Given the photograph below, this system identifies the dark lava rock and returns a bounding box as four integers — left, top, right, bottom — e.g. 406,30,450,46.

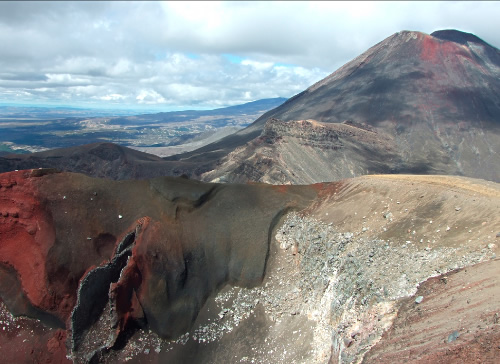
431,29,487,45
0,169,317,361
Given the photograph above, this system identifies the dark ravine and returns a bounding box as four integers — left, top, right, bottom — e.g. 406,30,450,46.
71,229,137,352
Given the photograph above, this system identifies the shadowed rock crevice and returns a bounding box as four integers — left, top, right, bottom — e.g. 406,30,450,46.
71,231,138,351
115,232,135,255
193,185,219,208
0,263,65,329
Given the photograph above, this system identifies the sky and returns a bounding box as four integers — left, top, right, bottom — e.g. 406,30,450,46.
1,1,499,112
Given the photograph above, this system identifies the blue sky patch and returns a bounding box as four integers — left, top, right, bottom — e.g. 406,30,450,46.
222,54,244,64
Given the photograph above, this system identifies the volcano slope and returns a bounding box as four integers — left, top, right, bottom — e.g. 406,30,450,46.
0,142,198,180
201,29,500,184
1,169,499,363
2,30,499,185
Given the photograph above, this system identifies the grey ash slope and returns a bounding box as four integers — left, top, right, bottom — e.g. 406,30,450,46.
251,29,500,127
201,29,500,184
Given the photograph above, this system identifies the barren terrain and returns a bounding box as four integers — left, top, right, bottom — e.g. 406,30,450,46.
1,171,498,363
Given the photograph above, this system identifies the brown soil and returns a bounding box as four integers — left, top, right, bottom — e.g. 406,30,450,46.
310,174,500,251
363,258,500,363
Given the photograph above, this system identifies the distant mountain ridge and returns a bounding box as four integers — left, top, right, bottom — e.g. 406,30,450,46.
0,98,287,121
107,98,287,125
0,143,184,180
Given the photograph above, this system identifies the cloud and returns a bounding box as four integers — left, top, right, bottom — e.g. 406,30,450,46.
96,94,126,101
241,60,274,70
136,90,167,104
0,1,499,110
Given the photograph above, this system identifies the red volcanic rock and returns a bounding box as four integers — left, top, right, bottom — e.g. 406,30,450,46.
420,33,471,63
0,171,500,363
0,169,316,362
109,255,144,332
363,258,500,363
43,330,72,364
0,303,71,364
3,169,497,363
0,169,66,324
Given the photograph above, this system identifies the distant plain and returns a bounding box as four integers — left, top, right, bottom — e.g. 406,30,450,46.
0,98,285,156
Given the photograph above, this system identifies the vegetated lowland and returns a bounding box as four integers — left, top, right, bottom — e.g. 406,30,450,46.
0,98,286,156
0,30,499,364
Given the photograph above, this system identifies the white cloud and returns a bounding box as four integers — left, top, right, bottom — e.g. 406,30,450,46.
108,59,132,77
0,1,499,110
241,60,274,70
97,94,126,101
136,90,167,104
45,73,90,85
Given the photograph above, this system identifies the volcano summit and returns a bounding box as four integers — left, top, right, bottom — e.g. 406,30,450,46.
200,29,500,184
